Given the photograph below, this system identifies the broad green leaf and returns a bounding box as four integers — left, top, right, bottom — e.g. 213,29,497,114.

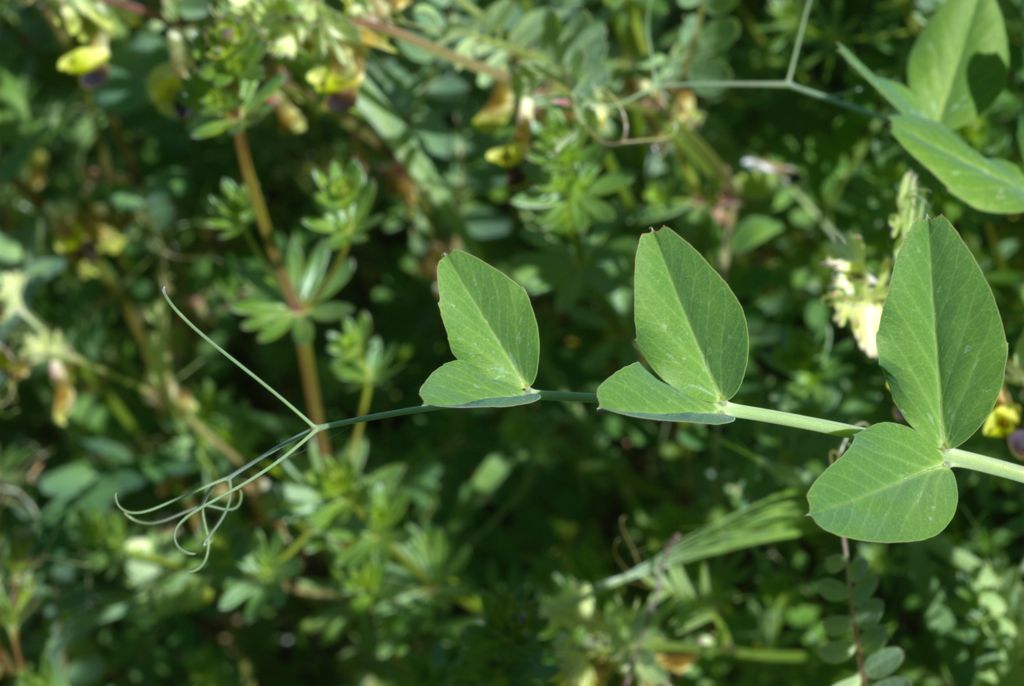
731,214,785,256
877,217,1006,448
864,646,905,681
808,423,957,543
419,251,540,407
907,0,1008,129
420,361,540,408
891,115,1024,214
633,227,748,402
596,363,734,424
838,44,919,116
438,251,538,387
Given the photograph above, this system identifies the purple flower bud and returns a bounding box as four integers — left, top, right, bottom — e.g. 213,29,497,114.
1007,429,1024,461
891,406,906,424
79,66,109,90
326,91,357,114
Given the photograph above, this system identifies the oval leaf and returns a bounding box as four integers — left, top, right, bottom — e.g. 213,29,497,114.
891,115,1024,213
877,217,1006,448
808,423,958,543
907,0,1008,129
420,251,540,407
634,227,748,402
864,646,905,681
597,363,734,424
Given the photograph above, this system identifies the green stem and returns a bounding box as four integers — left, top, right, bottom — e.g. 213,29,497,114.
723,402,1024,484
945,448,1024,485
6,628,24,672
652,80,881,120
785,82,882,119
644,639,808,665
425,394,1024,486
278,527,317,564
784,0,815,82
232,130,332,454
536,390,598,403
321,405,447,431
722,402,860,437
349,17,510,83
344,380,375,465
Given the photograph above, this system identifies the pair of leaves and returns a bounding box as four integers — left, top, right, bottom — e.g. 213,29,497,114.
841,0,1022,213
420,220,1007,545
595,228,746,423
808,218,1006,542
419,252,540,408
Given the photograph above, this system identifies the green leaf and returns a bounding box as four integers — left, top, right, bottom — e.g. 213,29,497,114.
596,363,734,424
731,214,785,256
808,423,957,543
873,677,911,686
838,44,919,116
420,251,540,407
891,115,1024,214
420,361,541,408
907,0,1008,129
190,118,233,140
633,227,748,402
877,217,1006,448
864,646,905,680
38,461,99,500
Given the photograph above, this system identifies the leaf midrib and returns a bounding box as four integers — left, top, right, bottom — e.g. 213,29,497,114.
649,236,723,399
448,259,531,388
894,117,1024,189
922,234,950,447
813,463,948,516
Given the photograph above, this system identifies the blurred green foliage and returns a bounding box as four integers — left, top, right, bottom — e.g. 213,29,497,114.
3,0,1024,684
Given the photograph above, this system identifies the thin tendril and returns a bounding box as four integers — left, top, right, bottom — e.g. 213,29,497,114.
161,287,318,429
786,0,815,83
115,425,318,570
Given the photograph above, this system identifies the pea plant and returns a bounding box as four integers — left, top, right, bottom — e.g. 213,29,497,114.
120,215,1022,564
8,0,1024,681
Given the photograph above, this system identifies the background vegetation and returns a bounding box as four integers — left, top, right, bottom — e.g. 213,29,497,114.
3,0,1024,684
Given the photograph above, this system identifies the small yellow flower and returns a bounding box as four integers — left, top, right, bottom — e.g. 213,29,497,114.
145,63,183,118
56,44,111,76
655,652,698,676
48,359,76,428
270,33,299,59
484,142,526,169
358,27,397,53
471,82,515,131
305,65,364,95
275,98,308,135
982,403,1021,438
95,223,126,257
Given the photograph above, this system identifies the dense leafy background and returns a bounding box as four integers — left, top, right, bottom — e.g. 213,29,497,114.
4,1,1024,684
